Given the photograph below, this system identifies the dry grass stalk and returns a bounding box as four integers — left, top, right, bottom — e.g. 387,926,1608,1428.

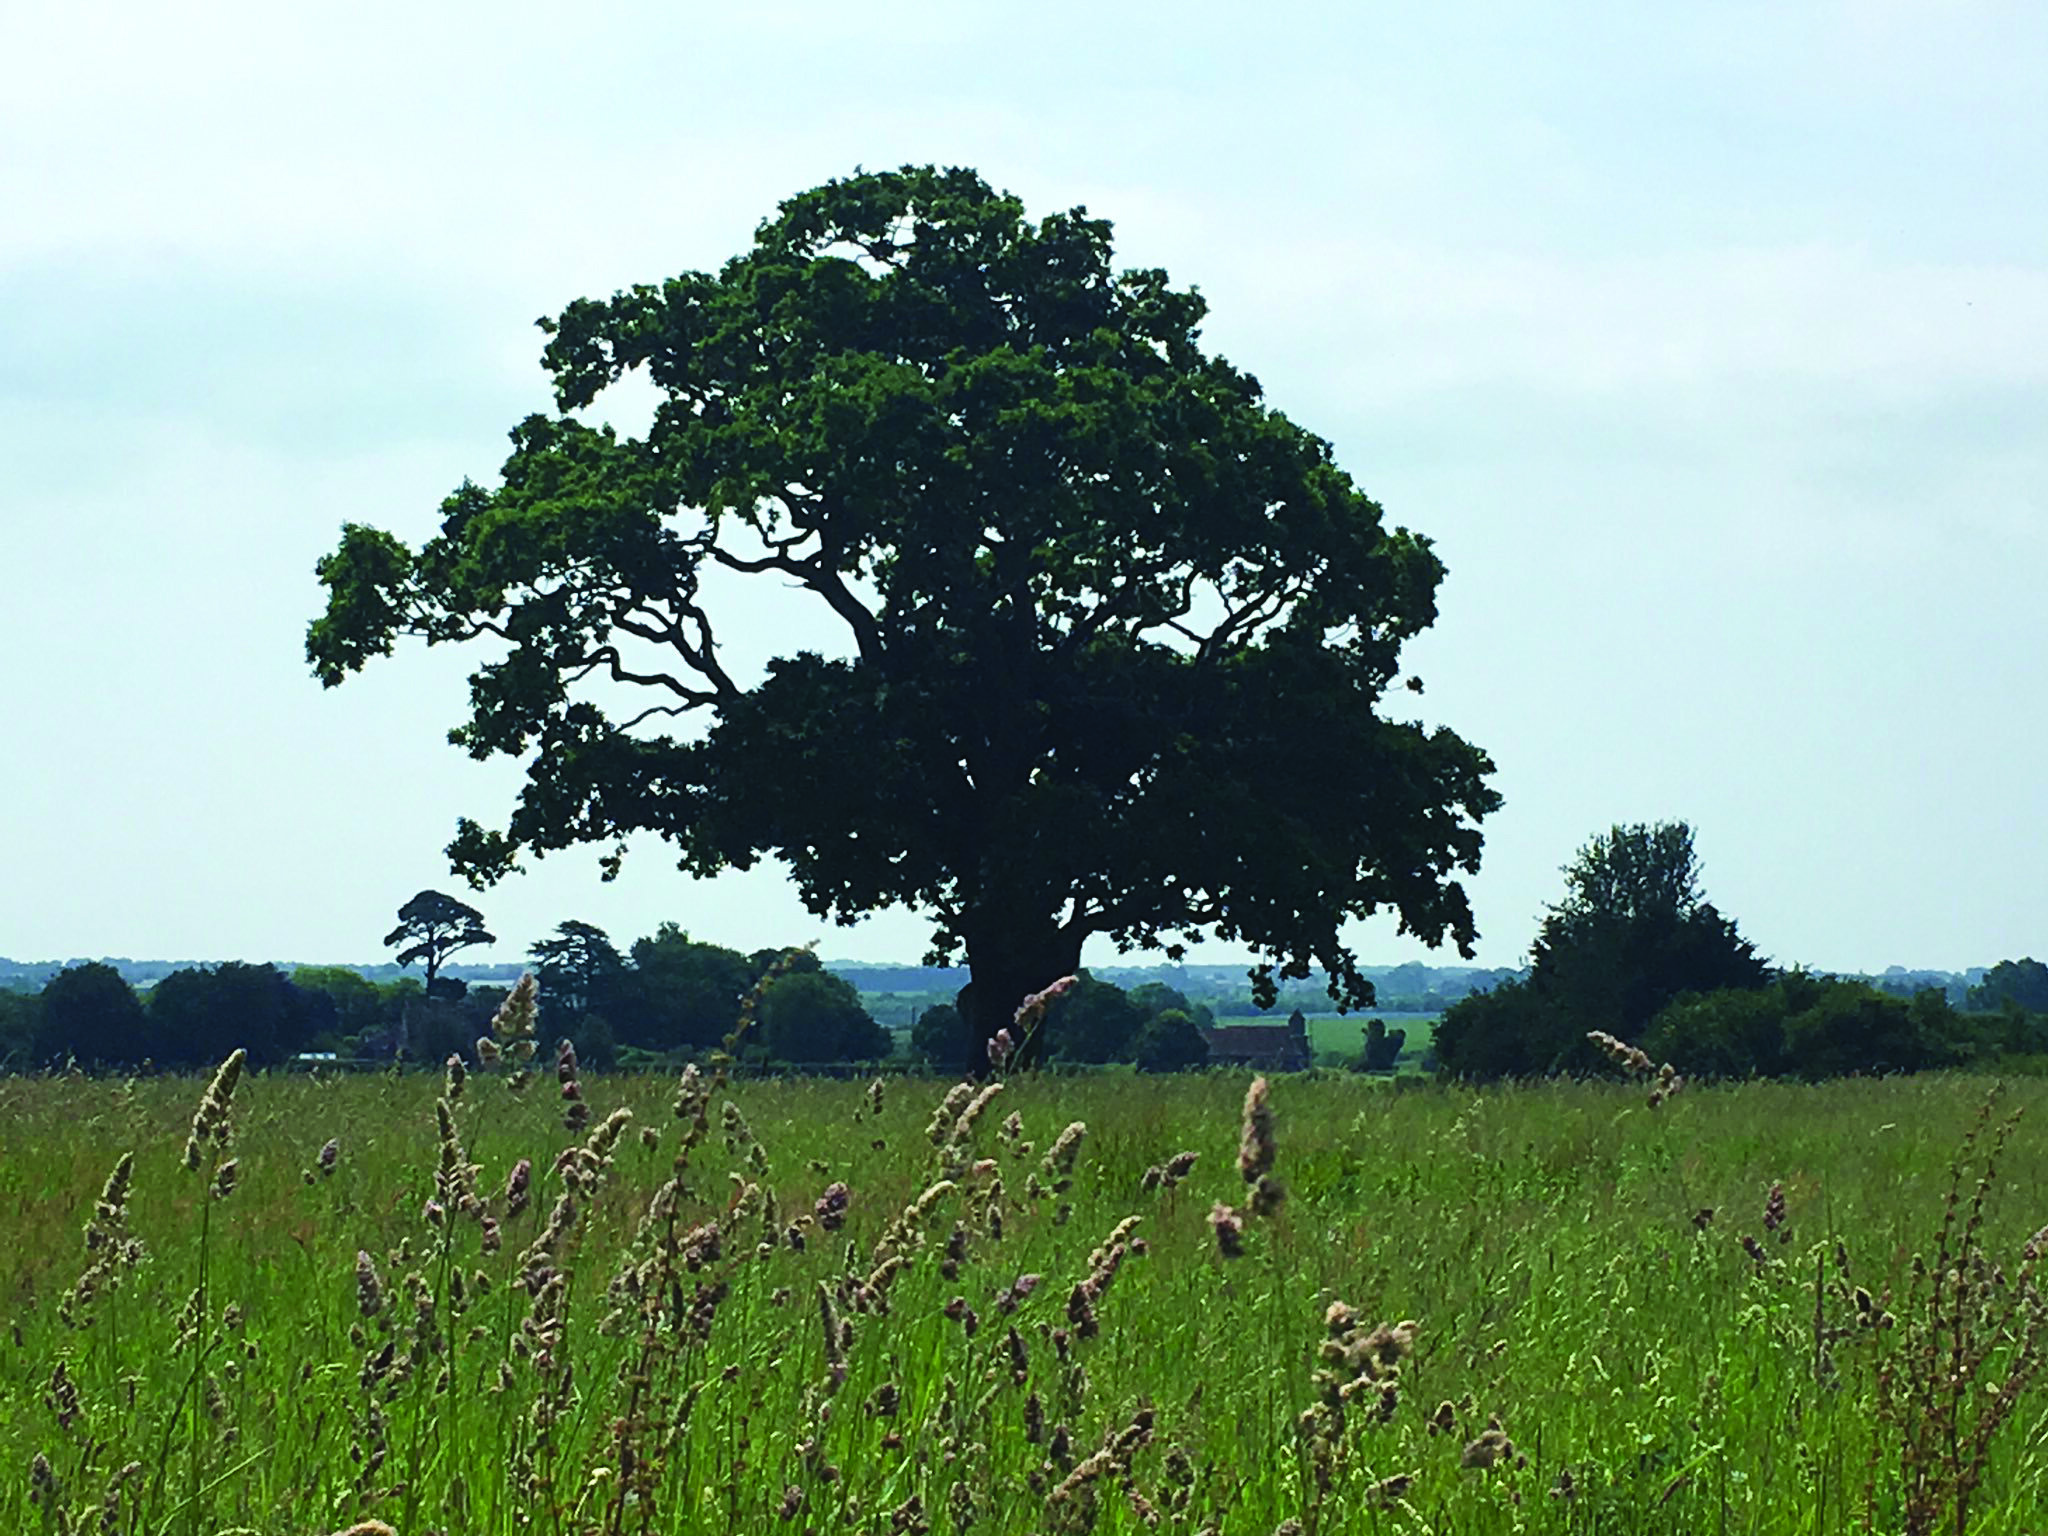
1461,1424,1514,1470
1586,1030,1685,1107
183,1048,246,1171
61,1150,144,1328
484,973,540,1090
1865,1087,2048,1535
556,1040,589,1132
1039,1122,1088,1196
1010,975,1078,1067
927,1083,976,1147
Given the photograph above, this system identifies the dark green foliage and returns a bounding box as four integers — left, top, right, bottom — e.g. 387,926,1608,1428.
759,970,890,1064
1039,972,1146,1064
36,962,147,1067
1435,821,1767,1079
1646,973,1977,1081
0,988,38,1068
1529,822,1768,1041
1969,957,2048,1014
307,165,1498,1067
1782,983,1972,1080
1125,980,1216,1041
1430,977,1565,1079
402,983,512,1066
570,1011,620,1071
1133,1007,1210,1073
292,965,386,1043
1355,1017,1407,1072
1641,986,1789,1079
1126,981,1193,1019
146,963,325,1069
910,1002,970,1068
383,890,494,989
755,947,824,979
1040,971,1222,1068
529,920,626,1025
404,994,472,1065
45,965,150,1066
623,923,756,1051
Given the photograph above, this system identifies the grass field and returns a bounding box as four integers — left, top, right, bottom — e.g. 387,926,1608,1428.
1298,1013,1439,1065
2,1063,2044,1535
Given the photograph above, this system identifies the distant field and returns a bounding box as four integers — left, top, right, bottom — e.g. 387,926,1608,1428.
1301,1010,1440,1062
3,1067,2043,1533
863,999,1444,1068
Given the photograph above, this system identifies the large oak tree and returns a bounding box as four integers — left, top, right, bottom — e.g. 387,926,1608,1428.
309,166,1499,1067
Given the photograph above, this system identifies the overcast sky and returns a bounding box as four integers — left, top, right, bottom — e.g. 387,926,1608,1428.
3,1,2043,977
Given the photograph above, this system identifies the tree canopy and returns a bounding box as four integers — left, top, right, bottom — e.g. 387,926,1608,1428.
1133,1007,1210,1073
38,962,147,1068
148,962,326,1069
625,923,756,1050
1529,821,1767,1036
910,1001,970,1069
1435,820,1769,1078
529,920,626,1020
1645,972,1976,1081
1969,958,2048,1015
758,970,890,1064
383,890,495,990
309,165,1499,1066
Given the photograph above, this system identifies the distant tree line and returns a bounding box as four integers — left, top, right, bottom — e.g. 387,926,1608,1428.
1434,822,2048,1083
907,974,1217,1073
0,893,895,1074
0,960,353,1072
9,856,2039,1083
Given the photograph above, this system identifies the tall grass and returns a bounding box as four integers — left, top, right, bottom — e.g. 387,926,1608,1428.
2,1065,2043,1533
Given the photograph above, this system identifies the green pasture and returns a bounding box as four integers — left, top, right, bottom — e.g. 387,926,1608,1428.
1300,1012,1440,1064
1,1068,2043,1534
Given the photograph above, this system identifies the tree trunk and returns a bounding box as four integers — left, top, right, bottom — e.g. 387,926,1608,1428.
955,920,1083,1077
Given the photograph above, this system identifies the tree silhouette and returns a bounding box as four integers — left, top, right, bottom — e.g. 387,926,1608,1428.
310,166,1499,1068
383,890,495,991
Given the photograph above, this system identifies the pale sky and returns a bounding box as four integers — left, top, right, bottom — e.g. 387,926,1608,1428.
3,1,2043,976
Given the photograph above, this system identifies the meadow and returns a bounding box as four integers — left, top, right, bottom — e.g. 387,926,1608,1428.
2,1054,2044,1535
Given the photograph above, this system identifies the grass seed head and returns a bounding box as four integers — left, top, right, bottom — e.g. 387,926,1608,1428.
1366,1473,1416,1506
1013,975,1078,1044
557,1040,588,1131
355,1250,385,1318
183,1048,246,1170
815,1181,851,1231
1041,1122,1088,1191
503,1157,534,1219
1238,1076,1276,1185
1462,1426,1515,1469
928,1082,976,1145
1209,1203,1246,1259
1249,1173,1286,1217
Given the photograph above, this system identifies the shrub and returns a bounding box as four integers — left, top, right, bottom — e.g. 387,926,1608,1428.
760,971,890,1063
1647,973,1977,1081
1133,1008,1210,1073
1354,1017,1406,1073
911,1003,971,1069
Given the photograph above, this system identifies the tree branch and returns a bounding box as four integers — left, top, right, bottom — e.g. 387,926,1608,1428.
563,645,721,706
706,543,883,665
